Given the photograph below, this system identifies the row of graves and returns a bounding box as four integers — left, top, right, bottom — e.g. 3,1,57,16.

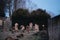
3,22,40,40
0,17,48,40
11,22,39,33
4,22,48,40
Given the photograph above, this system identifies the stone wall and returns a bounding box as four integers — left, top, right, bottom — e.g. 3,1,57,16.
48,15,60,40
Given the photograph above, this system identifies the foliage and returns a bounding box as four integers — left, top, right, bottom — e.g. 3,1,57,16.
0,0,5,17
12,8,29,17
12,8,29,27
12,8,51,30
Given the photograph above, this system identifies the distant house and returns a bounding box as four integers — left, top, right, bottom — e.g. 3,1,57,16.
48,15,60,40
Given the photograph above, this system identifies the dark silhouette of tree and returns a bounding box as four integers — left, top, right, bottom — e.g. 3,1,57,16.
12,8,29,28
0,0,5,17
5,0,12,17
12,8,50,30
8,0,12,17
31,9,51,30
14,0,17,11
31,9,50,40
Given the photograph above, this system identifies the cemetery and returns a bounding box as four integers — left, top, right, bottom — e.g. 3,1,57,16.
0,1,60,40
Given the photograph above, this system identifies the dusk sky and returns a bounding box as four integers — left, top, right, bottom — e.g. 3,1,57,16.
31,0,60,16
6,0,60,17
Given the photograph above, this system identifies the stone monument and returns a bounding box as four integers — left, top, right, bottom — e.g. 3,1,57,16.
14,23,19,32
29,22,33,30
20,25,25,32
34,24,39,32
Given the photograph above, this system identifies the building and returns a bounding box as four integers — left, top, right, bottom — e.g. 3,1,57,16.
48,15,60,40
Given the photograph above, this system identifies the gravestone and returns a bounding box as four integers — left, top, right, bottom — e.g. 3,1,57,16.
0,20,3,26
14,23,19,31
20,25,25,30
0,19,3,32
29,22,33,30
34,24,39,32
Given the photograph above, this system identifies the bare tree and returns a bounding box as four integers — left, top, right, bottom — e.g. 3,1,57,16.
5,0,13,18
14,0,17,11
8,0,12,17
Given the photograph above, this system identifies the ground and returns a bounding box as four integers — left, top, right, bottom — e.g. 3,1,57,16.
0,30,48,40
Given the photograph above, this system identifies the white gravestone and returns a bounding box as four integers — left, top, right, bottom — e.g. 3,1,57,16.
34,24,39,32
20,25,25,31
14,23,19,31
26,25,30,33
29,22,33,30
0,20,3,31
0,20,3,26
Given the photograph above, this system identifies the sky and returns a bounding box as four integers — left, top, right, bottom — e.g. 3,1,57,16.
30,0,60,16
6,0,60,17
